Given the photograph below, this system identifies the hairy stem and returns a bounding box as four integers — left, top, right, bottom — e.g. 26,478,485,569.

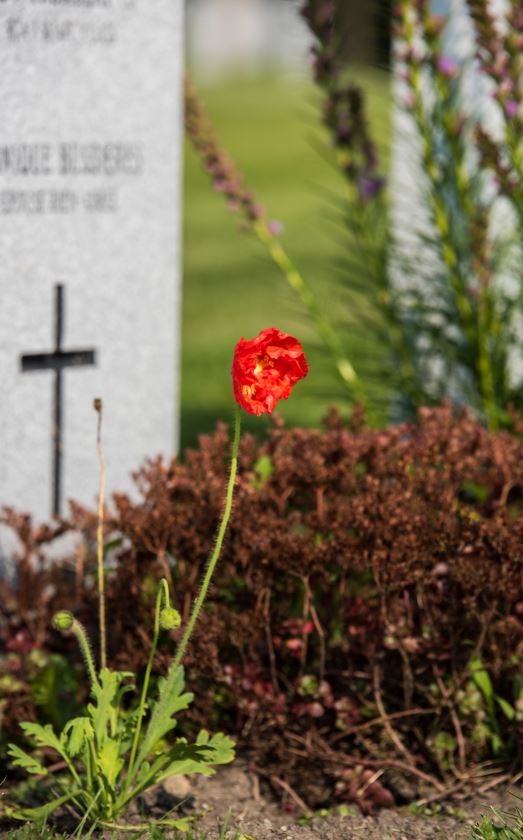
172,404,241,672
72,618,100,694
126,578,170,787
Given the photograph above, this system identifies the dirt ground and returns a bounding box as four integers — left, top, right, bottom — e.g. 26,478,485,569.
141,761,523,840
2,760,521,838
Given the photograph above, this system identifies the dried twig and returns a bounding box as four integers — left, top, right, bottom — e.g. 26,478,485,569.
260,588,279,692
357,768,384,799
157,548,174,592
270,775,314,817
291,732,446,792
300,575,311,674
331,706,436,744
433,668,467,776
310,604,326,684
412,780,467,808
373,663,417,767
94,398,107,671
74,540,86,607
478,773,513,794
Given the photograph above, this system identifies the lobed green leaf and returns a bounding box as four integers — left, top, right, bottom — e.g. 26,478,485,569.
63,716,94,757
19,722,65,758
97,737,124,788
134,664,193,769
196,730,236,765
7,743,48,776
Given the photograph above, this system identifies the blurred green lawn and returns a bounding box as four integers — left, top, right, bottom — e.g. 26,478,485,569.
181,70,390,450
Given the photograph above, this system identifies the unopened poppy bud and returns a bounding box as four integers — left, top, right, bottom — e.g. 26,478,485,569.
53,611,74,632
160,607,181,631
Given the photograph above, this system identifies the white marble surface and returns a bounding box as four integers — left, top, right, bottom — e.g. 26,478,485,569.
0,0,183,521
187,0,311,77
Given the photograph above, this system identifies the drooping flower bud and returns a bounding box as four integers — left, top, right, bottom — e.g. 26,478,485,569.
53,611,74,632
160,607,181,631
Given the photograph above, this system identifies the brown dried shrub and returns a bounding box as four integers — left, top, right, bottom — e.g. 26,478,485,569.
1,404,522,811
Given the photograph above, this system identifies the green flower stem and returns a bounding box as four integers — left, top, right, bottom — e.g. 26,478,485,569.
253,220,364,402
126,578,170,788
172,404,241,673
84,742,93,793
71,618,100,695
98,819,166,833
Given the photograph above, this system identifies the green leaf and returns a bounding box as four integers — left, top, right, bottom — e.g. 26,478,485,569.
20,721,65,758
7,743,48,776
104,536,123,556
88,668,120,745
155,816,192,831
29,653,79,731
135,664,193,769
97,737,124,788
138,816,193,834
434,731,456,754
8,789,83,824
491,733,503,755
153,733,235,787
251,454,273,489
460,481,489,503
132,741,217,795
470,658,495,706
495,696,516,720
196,730,235,765
63,716,94,757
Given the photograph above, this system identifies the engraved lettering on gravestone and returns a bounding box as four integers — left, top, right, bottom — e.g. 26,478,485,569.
0,141,144,215
20,284,96,518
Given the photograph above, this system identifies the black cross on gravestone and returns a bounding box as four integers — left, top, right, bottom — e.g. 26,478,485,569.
20,284,96,518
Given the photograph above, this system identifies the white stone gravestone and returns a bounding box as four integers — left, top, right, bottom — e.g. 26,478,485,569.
0,0,184,522
187,0,311,78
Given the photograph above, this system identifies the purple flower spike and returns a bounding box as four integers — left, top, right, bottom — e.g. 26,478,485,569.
505,100,519,119
437,56,459,78
248,204,265,221
357,174,385,203
267,220,284,236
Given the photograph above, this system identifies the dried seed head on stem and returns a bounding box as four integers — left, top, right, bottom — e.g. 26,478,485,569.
94,397,107,671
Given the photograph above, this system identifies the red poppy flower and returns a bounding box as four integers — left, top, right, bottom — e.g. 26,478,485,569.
232,327,308,415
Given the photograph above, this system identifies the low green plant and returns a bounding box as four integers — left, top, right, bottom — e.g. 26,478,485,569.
6,332,308,834
6,399,241,832
5,819,253,840
471,796,523,840
7,587,234,833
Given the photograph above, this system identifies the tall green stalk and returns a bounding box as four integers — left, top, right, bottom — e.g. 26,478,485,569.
184,76,362,406
253,222,363,400
126,579,171,786
172,404,242,672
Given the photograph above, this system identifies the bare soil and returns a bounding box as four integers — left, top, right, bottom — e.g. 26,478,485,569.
142,762,522,840
2,762,521,838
